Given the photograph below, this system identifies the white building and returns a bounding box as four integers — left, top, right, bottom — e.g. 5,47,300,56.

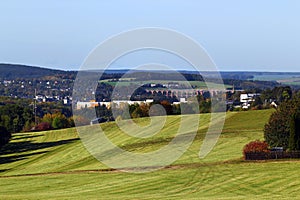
240,93,260,103
240,93,260,109
76,99,155,110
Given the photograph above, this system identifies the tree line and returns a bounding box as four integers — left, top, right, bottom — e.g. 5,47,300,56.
0,97,74,148
264,91,300,150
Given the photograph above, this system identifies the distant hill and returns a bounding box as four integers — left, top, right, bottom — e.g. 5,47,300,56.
0,63,73,79
0,63,299,88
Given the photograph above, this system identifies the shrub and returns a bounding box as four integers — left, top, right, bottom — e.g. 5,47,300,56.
72,115,90,126
35,122,52,131
243,140,269,159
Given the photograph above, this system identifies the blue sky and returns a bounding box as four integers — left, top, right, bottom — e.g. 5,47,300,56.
0,0,300,72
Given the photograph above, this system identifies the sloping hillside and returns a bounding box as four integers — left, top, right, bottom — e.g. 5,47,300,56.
2,110,300,199
0,63,72,79
0,110,272,175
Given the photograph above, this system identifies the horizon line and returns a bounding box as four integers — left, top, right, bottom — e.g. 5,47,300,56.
0,62,300,73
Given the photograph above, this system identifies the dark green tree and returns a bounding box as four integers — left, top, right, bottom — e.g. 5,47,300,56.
0,126,11,148
288,112,300,150
51,113,69,129
264,92,300,149
251,96,263,108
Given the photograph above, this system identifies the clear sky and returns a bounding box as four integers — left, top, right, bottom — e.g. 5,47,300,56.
0,0,300,72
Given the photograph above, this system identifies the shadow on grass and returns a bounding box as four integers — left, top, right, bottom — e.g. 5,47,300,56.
12,134,44,141
0,151,48,164
0,136,79,165
1,138,79,155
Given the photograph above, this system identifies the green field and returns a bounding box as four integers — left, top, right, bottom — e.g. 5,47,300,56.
100,79,230,89
1,109,300,199
252,75,300,86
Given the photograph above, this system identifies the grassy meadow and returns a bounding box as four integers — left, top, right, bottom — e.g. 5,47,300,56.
1,109,300,199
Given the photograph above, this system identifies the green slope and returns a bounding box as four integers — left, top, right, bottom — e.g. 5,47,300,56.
2,109,299,199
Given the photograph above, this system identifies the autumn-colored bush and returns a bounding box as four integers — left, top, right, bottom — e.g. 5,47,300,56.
35,122,52,131
72,115,90,126
243,140,269,158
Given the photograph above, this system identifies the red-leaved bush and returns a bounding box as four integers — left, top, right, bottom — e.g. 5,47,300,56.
34,122,52,131
243,140,269,158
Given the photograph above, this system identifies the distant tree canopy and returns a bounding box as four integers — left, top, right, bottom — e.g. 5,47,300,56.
0,104,33,133
41,113,71,130
0,97,74,132
264,92,300,149
260,86,292,103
